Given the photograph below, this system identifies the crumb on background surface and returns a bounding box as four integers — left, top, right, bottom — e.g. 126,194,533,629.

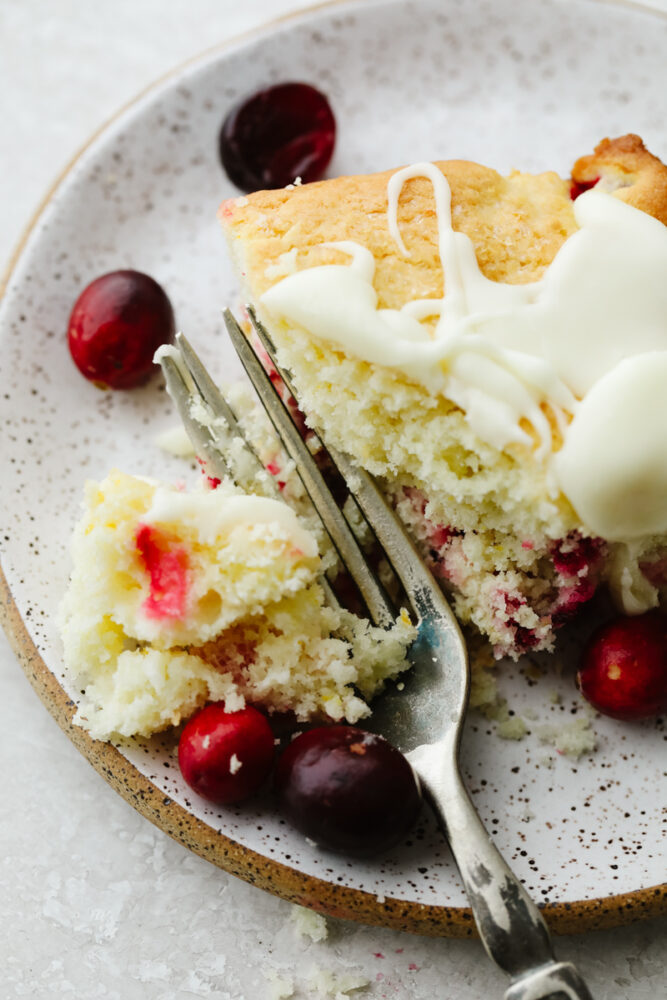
264,968,296,1000
537,715,597,758
290,904,329,943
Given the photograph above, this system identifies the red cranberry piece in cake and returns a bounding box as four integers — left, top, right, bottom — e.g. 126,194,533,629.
577,612,667,720
275,725,422,856
219,82,336,192
178,704,275,805
569,176,599,200
135,524,189,620
67,270,175,388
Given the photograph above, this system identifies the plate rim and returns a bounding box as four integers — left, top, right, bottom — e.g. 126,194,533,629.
1,0,665,938
3,564,666,936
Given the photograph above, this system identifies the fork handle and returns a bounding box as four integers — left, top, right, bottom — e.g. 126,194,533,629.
409,741,594,999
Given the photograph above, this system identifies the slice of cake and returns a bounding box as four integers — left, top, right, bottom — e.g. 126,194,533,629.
219,135,667,658
59,470,414,739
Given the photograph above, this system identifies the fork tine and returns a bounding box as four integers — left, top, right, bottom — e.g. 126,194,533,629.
174,331,273,490
175,332,244,441
159,338,344,611
159,350,233,483
246,305,389,565
246,305,301,407
244,308,462,634
327,447,461,631
223,308,396,629
230,328,594,1000
158,340,279,498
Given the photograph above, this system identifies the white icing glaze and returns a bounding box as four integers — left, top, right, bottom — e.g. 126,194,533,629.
606,542,660,615
553,353,667,540
145,487,318,557
261,163,667,540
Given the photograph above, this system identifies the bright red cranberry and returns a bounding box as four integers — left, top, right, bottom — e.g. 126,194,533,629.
219,82,336,192
178,704,275,805
67,270,175,388
577,612,667,720
275,725,422,857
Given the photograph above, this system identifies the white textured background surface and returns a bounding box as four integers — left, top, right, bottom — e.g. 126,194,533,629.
1,2,666,998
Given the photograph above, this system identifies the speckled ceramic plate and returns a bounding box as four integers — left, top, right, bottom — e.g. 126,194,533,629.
1,0,665,938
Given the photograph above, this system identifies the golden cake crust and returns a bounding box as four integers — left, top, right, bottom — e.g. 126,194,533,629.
217,137,667,657
571,134,667,225
219,135,667,312
220,161,576,309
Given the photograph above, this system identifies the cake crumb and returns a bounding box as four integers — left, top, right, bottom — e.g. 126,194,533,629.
264,969,295,999
60,470,415,741
290,904,329,942
154,425,194,457
537,715,597,758
468,666,498,711
306,965,371,998
496,713,528,741
265,248,299,280
478,692,527,740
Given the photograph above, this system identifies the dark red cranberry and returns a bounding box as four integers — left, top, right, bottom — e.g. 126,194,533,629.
67,270,175,388
577,612,667,720
275,725,422,856
552,534,604,578
178,704,275,805
551,578,596,627
219,82,336,192
570,176,599,200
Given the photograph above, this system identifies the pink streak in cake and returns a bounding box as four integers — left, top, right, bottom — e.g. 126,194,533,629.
219,199,236,220
399,487,613,655
135,524,189,620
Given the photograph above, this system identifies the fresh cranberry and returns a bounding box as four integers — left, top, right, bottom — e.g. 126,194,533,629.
178,704,275,805
576,612,667,720
275,725,422,857
67,270,175,388
219,82,336,192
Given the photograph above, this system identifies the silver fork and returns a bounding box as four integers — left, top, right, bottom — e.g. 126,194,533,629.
157,316,594,1000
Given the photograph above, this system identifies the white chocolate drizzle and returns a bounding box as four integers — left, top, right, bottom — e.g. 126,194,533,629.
145,486,318,557
261,163,667,540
